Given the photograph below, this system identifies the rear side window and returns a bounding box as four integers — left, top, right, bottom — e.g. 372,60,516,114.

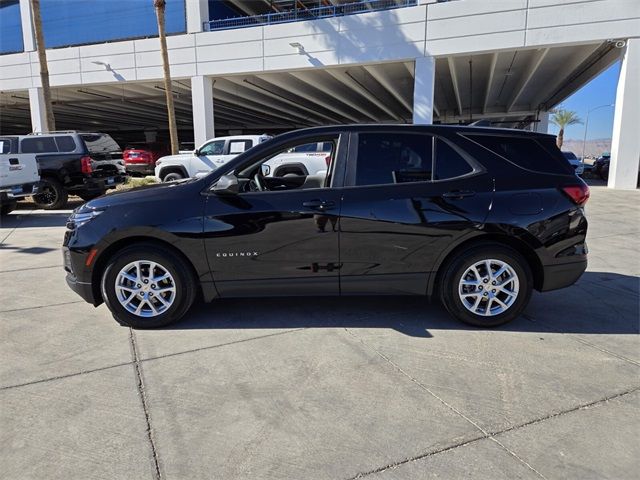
21,137,57,153
80,134,121,153
355,133,433,186
0,138,12,154
54,136,76,152
434,139,473,180
228,140,252,154
467,135,573,175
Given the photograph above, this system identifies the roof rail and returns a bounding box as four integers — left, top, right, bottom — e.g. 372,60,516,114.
29,130,79,135
468,120,492,127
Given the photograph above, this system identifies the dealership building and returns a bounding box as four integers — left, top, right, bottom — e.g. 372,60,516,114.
0,0,638,188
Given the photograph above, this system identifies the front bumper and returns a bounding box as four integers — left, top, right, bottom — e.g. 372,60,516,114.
540,259,587,292
65,272,97,305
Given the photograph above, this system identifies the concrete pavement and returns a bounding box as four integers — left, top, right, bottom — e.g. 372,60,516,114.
0,187,638,479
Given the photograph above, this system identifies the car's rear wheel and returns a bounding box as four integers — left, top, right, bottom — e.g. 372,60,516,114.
32,177,68,210
101,243,197,328
162,171,184,182
439,244,532,327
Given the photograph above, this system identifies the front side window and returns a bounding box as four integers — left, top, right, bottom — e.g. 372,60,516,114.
21,137,57,154
200,140,225,156
355,133,433,186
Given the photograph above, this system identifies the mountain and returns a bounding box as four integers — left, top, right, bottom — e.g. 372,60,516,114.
561,138,611,158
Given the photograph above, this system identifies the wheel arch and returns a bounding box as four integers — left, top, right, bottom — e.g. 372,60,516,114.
158,165,189,181
90,236,204,305
428,233,544,298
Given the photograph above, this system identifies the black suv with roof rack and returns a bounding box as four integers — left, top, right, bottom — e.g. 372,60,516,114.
63,125,589,329
0,131,127,209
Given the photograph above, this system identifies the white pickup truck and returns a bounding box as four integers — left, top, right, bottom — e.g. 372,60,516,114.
0,137,40,216
155,135,332,181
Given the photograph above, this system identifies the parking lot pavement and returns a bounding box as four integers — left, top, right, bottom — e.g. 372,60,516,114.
0,187,638,480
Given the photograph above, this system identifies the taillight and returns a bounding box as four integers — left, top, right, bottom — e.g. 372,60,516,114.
325,155,331,167
561,183,590,206
81,156,93,174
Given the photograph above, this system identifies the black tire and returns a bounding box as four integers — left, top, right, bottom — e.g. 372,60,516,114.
163,172,184,182
32,177,68,210
0,201,17,216
101,243,197,328
77,189,106,202
439,244,533,327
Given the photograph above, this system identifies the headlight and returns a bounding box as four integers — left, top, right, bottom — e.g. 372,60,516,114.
69,209,104,228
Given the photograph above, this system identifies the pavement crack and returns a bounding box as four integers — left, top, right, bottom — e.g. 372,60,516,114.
0,300,85,314
129,328,163,480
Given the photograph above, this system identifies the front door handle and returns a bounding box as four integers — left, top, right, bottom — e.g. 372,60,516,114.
303,199,336,211
442,190,476,199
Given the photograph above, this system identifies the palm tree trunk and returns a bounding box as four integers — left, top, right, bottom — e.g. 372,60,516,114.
154,0,179,155
30,0,55,132
557,128,564,149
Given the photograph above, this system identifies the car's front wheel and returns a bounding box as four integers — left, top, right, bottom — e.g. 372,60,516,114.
101,243,197,328
440,244,532,327
162,172,184,182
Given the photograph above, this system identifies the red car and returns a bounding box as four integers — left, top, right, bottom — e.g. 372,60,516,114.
123,142,169,176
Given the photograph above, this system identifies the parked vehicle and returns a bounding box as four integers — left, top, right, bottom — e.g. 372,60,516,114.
63,125,589,329
562,151,584,176
593,154,611,180
0,137,41,215
123,142,169,176
155,135,272,181
262,141,333,177
0,132,127,209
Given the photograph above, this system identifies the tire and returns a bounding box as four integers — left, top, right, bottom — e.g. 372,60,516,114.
101,243,196,328
0,201,17,216
439,244,533,327
77,189,106,202
32,177,68,210
162,172,184,182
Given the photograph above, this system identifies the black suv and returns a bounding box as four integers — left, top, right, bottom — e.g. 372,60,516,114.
0,132,127,209
63,125,589,328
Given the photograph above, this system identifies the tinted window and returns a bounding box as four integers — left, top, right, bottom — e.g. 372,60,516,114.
21,137,58,153
54,136,76,152
321,142,333,152
467,135,573,175
228,140,252,154
80,134,121,153
0,138,12,154
355,133,433,186
562,151,578,160
292,143,318,153
434,139,473,180
200,140,225,155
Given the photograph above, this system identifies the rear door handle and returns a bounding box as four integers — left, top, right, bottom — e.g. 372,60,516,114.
302,199,336,211
442,190,476,199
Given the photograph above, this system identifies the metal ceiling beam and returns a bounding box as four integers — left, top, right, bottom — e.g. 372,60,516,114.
362,64,413,114
506,48,549,112
483,52,498,115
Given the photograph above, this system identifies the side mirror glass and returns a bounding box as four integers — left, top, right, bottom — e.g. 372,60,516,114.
261,164,270,176
212,173,239,195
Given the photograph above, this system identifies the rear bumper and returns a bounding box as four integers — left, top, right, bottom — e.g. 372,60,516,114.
68,174,127,193
125,163,154,175
540,259,587,292
0,181,41,198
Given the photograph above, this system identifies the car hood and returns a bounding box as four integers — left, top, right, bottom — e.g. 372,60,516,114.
157,153,192,164
83,179,199,210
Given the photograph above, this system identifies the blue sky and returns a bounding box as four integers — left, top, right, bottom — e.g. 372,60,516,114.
548,61,620,141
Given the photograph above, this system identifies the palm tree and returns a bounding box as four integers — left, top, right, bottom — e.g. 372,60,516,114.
551,108,582,149
30,0,55,131
154,0,179,154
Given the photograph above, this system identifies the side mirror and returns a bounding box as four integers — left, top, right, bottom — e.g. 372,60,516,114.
261,164,271,176
193,148,199,156
212,173,239,195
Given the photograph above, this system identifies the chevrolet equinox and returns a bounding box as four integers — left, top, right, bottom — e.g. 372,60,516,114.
63,125,589,328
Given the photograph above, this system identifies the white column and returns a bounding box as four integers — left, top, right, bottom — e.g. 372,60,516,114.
413,56,435,124
536,112,549,133
28,87,47,133
609,38,640,190
19,0,35,51
186,0,209,33
191,76,215,148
